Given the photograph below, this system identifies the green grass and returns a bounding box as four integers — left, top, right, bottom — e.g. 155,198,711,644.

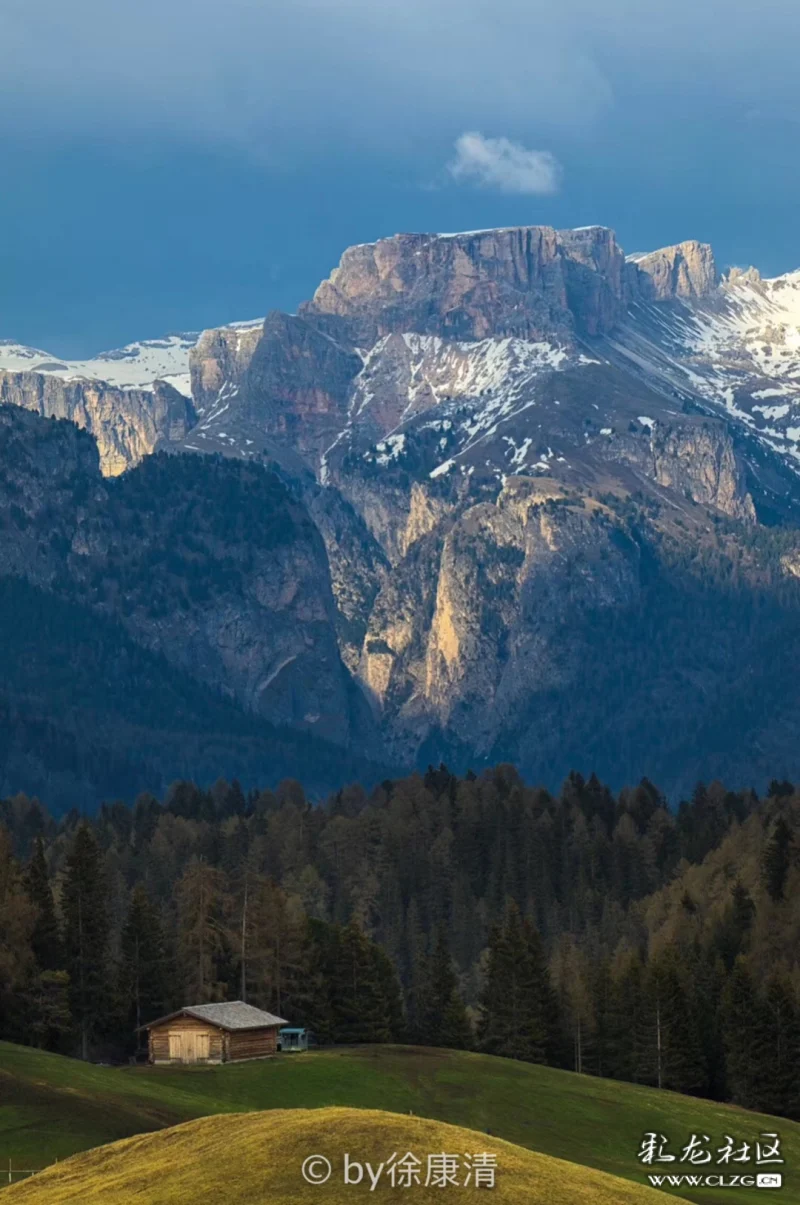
1,1041,799,1204
4,1107,675,1204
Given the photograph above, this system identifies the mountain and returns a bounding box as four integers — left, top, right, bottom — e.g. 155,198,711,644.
4,223,800,802
0,406,381,808
0,321,260,474
166,226,800,792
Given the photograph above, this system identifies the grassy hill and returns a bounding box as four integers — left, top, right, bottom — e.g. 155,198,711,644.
2,1041,799,1203
3,1107,675,1204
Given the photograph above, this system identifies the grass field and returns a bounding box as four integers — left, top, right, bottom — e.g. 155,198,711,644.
3,1107,677,1204
1,1041,798,1203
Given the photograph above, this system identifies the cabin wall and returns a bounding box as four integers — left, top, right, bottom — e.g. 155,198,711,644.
227,1027,279,1062
148,1015,223,1065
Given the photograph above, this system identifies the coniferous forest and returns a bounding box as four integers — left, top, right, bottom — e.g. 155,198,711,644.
1,766,799,1120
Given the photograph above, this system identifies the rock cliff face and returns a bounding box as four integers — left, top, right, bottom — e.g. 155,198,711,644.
0,370,194,475
357,480,641,760
190,324,263,416
602,416,756,521
631,240,718,301
302,227,573,344
301,225,633,347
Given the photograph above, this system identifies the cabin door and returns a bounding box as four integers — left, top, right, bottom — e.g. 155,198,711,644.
168,1031,210,1062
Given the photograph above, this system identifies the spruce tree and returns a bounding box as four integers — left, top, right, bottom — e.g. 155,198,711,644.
478,903,555,1063
762,817,793,902
331,920,392,1044
645,947,707,1095
62,825,110,1060
757,974,800,1118
119,884,169,1044
415,927,472,1049
713,880,755,970
721,958,764,1108
25,836,62,972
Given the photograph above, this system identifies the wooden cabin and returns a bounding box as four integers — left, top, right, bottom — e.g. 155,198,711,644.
141,1001,288,1065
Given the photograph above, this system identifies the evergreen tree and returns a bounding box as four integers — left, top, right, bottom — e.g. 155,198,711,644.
25,836,61,972
645,947,707,1095
721,958,764,1108
414,927,472,1049
119,884,169,1044
61,825,110,1060
330,920,392,1044
478,903,555,1063
372,943,406,1043
604,949,649,1083
0,826,37,1042
25,970,72,1051
758,974,800,1119
762,817,793,902
713,880,755,970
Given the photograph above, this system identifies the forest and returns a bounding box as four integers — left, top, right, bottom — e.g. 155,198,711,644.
0,764,798,1119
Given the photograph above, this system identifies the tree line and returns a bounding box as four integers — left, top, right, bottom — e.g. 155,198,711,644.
1,765,798,1119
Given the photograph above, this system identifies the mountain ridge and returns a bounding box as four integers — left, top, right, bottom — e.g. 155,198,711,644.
4,222,800,801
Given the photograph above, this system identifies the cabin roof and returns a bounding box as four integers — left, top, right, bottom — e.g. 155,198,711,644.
140,1001,288,1032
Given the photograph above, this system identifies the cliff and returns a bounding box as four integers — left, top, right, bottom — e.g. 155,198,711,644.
630,240,718,301
0,370,194,475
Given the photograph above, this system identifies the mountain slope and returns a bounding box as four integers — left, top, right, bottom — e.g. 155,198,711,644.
0,407,381,807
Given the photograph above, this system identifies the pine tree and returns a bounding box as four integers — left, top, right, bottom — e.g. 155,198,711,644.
0,826,37,1042
330,920,392,1044
25,836,62,972
758,974,800,1118
119,884,169,1044
713,880,755,970
721,958,764,1108
414,927,472,1049
762,817,793,902
645,947,707,1095
478,903,555,1063
25,970,72,1051
605,949,648,1083
372,943,406,1043
62,825,110,1060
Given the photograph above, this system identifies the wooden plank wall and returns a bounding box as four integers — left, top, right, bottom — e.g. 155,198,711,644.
227,1027,279,1061
148,1015,224,1064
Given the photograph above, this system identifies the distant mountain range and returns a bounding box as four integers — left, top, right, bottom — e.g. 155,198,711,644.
4,225,800,807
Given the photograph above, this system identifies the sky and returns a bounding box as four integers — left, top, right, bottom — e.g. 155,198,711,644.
2,0,800,356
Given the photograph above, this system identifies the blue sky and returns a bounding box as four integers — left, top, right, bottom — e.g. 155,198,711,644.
2,0,800,357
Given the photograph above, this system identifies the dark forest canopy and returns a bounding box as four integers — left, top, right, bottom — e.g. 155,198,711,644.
1,765,799,1120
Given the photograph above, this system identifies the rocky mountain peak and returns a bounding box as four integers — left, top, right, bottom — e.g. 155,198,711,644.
630,239,718,301
301,226,573,345
301,224,633,346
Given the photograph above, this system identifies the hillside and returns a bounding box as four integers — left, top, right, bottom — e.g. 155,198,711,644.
0,407,384,806
1,1042,798,1204
3,1107,676,1205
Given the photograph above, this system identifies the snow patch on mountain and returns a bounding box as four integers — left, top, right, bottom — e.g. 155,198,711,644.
0,319,263,397
608,269,800,472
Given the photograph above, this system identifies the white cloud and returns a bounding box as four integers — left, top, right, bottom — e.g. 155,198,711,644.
448,132,561,195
